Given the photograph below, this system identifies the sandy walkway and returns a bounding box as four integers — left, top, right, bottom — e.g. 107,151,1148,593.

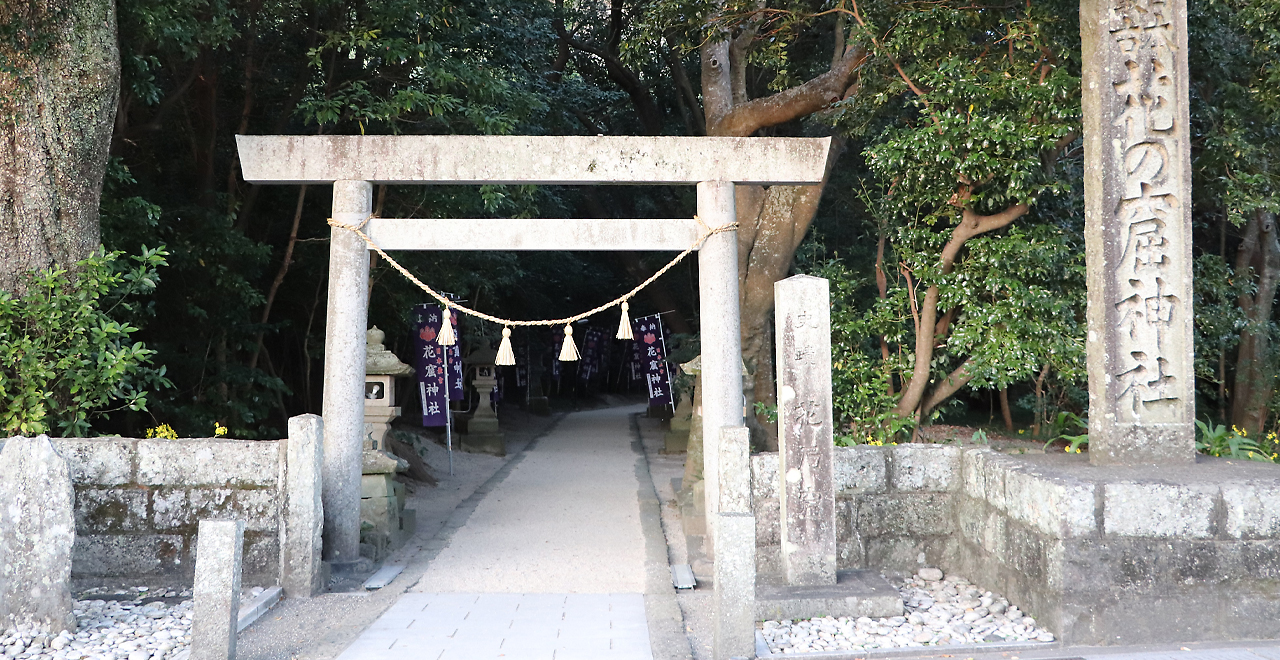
410,405,649,594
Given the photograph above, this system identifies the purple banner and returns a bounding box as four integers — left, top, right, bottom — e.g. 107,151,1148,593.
413,303,464,426
632,314,673,408
578,327,605,382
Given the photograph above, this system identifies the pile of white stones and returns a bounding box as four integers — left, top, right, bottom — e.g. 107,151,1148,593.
761,570,1057,655
1,588,193,660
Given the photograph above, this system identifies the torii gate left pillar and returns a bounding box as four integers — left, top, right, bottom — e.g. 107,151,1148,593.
237,134,830,659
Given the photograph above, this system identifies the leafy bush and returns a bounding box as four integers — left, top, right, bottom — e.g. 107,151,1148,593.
0,247,171,436
1195,418,1275,462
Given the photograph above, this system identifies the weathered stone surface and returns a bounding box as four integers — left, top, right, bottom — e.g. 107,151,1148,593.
282,415,324,598
718,427,752,515
139,440,279,487
833,446,886,493
321,182,372,567
51,440,134,485
1103,482,1215,538
1082,0,1196,465
153,489,277,532
856,494,954,538
192,520,243,660
1221,482,1280,539
237,135,833,186
712,512,756,660
775,275,836,586
71,535,185,577
751,453,781,550
241,533,279,581
361,450,407,475
74,488,148,533
0,436,76,632
889,445,961,492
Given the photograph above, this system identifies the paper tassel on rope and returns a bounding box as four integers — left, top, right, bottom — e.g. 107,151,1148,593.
559,325,580,362
496,327,516,366
616,301,633,340
437,308,456,346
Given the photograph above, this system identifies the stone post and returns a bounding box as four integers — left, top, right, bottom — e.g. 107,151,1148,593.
713,426,756,660
282,415,325,597
321,180,372,565
192,520,244,660
774,275,837,585
1081,0,1195,465
696,180,744,558
0,436,75,633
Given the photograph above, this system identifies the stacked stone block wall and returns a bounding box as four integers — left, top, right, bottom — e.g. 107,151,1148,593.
750,444,1280,644
53,438,284,586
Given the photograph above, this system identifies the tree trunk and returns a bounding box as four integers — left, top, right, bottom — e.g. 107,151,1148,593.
0,0,119,295
700,29,868,450
1232,210,1280,438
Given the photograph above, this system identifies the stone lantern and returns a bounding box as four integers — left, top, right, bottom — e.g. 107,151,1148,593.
462,347,506,456
360,326,415,560
363,326,414,450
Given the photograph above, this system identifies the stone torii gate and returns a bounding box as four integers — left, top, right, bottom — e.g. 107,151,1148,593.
236,134,829,654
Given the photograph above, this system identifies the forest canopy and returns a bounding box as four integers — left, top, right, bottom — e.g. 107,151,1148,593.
0,0,1276,455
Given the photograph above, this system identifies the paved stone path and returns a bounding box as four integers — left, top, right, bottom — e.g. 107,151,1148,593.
334,406,654,660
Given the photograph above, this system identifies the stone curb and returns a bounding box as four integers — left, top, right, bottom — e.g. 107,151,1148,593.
754,631,1059,659
236,587,282,632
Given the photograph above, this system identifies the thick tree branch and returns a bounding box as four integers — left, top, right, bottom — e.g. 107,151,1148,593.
894,202,1028,417
922,359,976,416
710,46,868,137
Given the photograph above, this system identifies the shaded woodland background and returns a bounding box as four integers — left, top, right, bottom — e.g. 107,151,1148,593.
1,0,1277,453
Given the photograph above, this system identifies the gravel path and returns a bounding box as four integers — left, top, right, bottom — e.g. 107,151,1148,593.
409,405,649,594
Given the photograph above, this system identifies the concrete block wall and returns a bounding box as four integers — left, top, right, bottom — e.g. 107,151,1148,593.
750,444,1280,644
54,438,285,586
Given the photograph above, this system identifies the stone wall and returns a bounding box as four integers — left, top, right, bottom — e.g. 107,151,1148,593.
751,445,1280,645
52,438,284,586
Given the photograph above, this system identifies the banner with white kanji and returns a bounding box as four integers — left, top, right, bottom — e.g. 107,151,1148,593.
631,314,673,408
413,303,464,426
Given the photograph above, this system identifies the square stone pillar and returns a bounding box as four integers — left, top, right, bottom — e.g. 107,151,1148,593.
282,415,325,597
1082,0,1195,465
774,275,837,585
192,520,244,660
713,426,756,660
321,180,372,565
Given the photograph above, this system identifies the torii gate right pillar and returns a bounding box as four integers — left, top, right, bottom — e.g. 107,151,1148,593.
1081,0,1196,465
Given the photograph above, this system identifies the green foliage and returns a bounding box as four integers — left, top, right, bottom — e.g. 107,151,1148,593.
297,0,549,135
0,248,171,437
1195,418,1275,461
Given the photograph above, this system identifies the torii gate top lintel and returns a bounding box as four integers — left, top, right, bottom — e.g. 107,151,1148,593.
235,134,832,186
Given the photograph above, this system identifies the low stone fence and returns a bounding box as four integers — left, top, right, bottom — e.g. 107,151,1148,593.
752,444,1280,645
55,437,282,586
21,416,325,592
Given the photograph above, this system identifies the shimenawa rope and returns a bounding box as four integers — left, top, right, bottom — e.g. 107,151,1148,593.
327,214,736,363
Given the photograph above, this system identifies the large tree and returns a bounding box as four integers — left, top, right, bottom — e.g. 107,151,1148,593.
0,0,120,294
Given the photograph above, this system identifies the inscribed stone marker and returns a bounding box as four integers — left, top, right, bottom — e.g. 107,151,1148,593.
282,416,325,598
0,436,76,633
774,275,837,586
192,520,244,660
1081,0,1195,464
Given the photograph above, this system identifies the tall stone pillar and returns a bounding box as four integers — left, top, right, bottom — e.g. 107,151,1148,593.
774,275,837,585
1082,0,1195,465
696,180,744,553
321,180,372,565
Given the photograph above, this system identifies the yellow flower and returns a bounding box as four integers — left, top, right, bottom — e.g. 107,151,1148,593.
213,422,228,438
1018,429,1024,435
145,424,178,440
